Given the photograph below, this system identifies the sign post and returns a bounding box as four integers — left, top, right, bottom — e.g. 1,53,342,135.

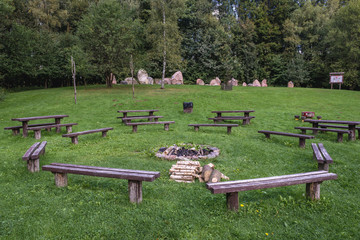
329,72,344,90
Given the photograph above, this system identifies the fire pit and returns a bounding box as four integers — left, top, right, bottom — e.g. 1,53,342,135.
155,143,220,161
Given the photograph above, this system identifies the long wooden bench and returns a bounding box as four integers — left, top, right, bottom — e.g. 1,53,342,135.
4,123,54,136
62,127,113,144
258,130,314,148
126,121,175,133
208,116,255,125
188,124,239,134
121,115,164,123
318,124,360,139
22,141,47,172
206,171,337,211
42,163,160,203
311,143,333,171
28,123,78,139
295,126,350,142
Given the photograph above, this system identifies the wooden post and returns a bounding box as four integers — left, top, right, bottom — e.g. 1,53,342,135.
337,133,343,142
34,130,41,139
194,126,199,132
71,136,78,144
265,133,270,139
132,125,138,133
102,131,107,137
164,124,169,131
306,182,321,200
226,192,239,211
348,125,356,141
27,158,40,172
128,180,142,203
54,173,68,187
318,163,329,171
12,129,20,135
22,121,29,137
66,126,72,133
227,126,232,134
312,122,319,135
55,118,61,133
299,138,306,148
154,118,159,122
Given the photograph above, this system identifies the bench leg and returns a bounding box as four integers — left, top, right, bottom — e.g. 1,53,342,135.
299,138,306,148
300,129,306,135
306,182,321,200
348,125,356,141
12,129,20,136
66,126,72,133
55,118,61,133
71,136,78,144
318,163,329,171
164,124,169,131
34,130,41,139
312,123,319,135
22,121,29,137
194,126,199,132
242,119,247,125
226,192,239,211
54,173,68,187
154,118,159,122
227,127,232,134
264,133,270,139
102,131,108,137
27,158,40,172
132,125,137,133
128,180,142,203
337,133,343,142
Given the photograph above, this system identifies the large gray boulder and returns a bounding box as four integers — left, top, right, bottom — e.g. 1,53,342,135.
210,77,221,86
171,71,183,85
196,79,205,85
137,69,149,84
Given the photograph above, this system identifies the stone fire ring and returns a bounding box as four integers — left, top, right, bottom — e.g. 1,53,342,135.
155,145,220,161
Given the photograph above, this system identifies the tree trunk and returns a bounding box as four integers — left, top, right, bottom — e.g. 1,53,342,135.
71,56,77,104
130,54,135,98
201,163,214,182
161,1,166,90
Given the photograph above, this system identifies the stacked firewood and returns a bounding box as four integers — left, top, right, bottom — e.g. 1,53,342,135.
169,161,229,183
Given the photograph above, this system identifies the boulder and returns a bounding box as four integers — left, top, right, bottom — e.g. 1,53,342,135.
261,79,268,87
120,81,128,85
253,79,261,87
156,78,171,85
137,69,149,84
210,77,221,86
196,79,205,85
147,77,154,85
124,77,138,84
228,78,238,86
171,71,183,85
288,81,294,88
242,82,247,87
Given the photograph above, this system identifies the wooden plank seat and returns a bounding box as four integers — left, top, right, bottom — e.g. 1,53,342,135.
258,130,314,148
318,124,360,139
126,121,175,133
206,171,338,211
42,163,160,203
295,126,350,142
208,116,255,125
62,127,113,144
22,141,47,172
311,143,333,171
121,115,164,123
188,124,239,134
4,123,54,136
28,123,78,139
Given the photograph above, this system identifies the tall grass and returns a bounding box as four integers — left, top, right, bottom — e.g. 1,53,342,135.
0,85,359,239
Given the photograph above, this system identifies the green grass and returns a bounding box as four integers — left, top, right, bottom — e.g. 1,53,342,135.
0,85,359,239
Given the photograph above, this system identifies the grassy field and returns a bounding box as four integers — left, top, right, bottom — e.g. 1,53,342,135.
0,85,359,239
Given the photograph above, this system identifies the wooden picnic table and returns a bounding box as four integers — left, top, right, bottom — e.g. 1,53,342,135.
11,115,69,137
211,110,255,125
304,119,360,141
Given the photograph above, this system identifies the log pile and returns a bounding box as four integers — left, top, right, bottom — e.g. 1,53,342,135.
169,161,229,183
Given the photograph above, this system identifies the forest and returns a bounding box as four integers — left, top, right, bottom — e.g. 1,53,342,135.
0,0,359,90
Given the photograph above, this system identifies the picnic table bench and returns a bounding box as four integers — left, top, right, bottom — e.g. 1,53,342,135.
117,109,159,120
28,123,78,139
188,124,239,134
11,115,69,137
206,171,337,211
210,110,255,125
318,124,360,139
311,143,333,171
126,121,175,133
42,163,160,203
22,141,47,172
258,130,314,148
295,126,350,142
5,123,54,136
121,115,164,123
62,127,113,144
304,119,360,141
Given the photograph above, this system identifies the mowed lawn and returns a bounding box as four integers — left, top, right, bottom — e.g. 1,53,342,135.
0,85,359,239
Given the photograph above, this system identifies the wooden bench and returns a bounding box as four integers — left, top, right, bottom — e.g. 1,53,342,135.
311,143,333,171
121,115,164,123
188,124,239,134
318,124,360,139
295,126,350,142
126,121,175,133
62,127,113,144
117,109,159,119
4,123,54,136
42,163,160,203
258,130,314,148
208,116,255,125
22,141,47,172
28,123,78,139
206,171,337,211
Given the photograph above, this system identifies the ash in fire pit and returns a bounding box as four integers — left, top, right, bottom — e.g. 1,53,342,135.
156,144,220,161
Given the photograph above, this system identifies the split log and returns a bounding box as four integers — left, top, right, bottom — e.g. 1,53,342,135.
170,175,194,181
201,163,214,182
176,160,200,166
175,180,194,183
171,172,194,176
171,165,199,170
169,169,196,173
221,173,230,180
209,169,222,183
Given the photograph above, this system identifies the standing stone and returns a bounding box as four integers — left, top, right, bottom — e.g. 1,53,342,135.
242,82,247,86
147,77,154,85
171,71,184,85
196,79,205,85
137,69,149,84
261,79,267,87
124,77,138,84
253,79,261,87
210,77,221,86
228,78,238,86
288,81,294,88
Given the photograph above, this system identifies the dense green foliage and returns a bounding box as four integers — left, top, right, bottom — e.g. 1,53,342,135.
0,85,359,239
1,0,360,89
